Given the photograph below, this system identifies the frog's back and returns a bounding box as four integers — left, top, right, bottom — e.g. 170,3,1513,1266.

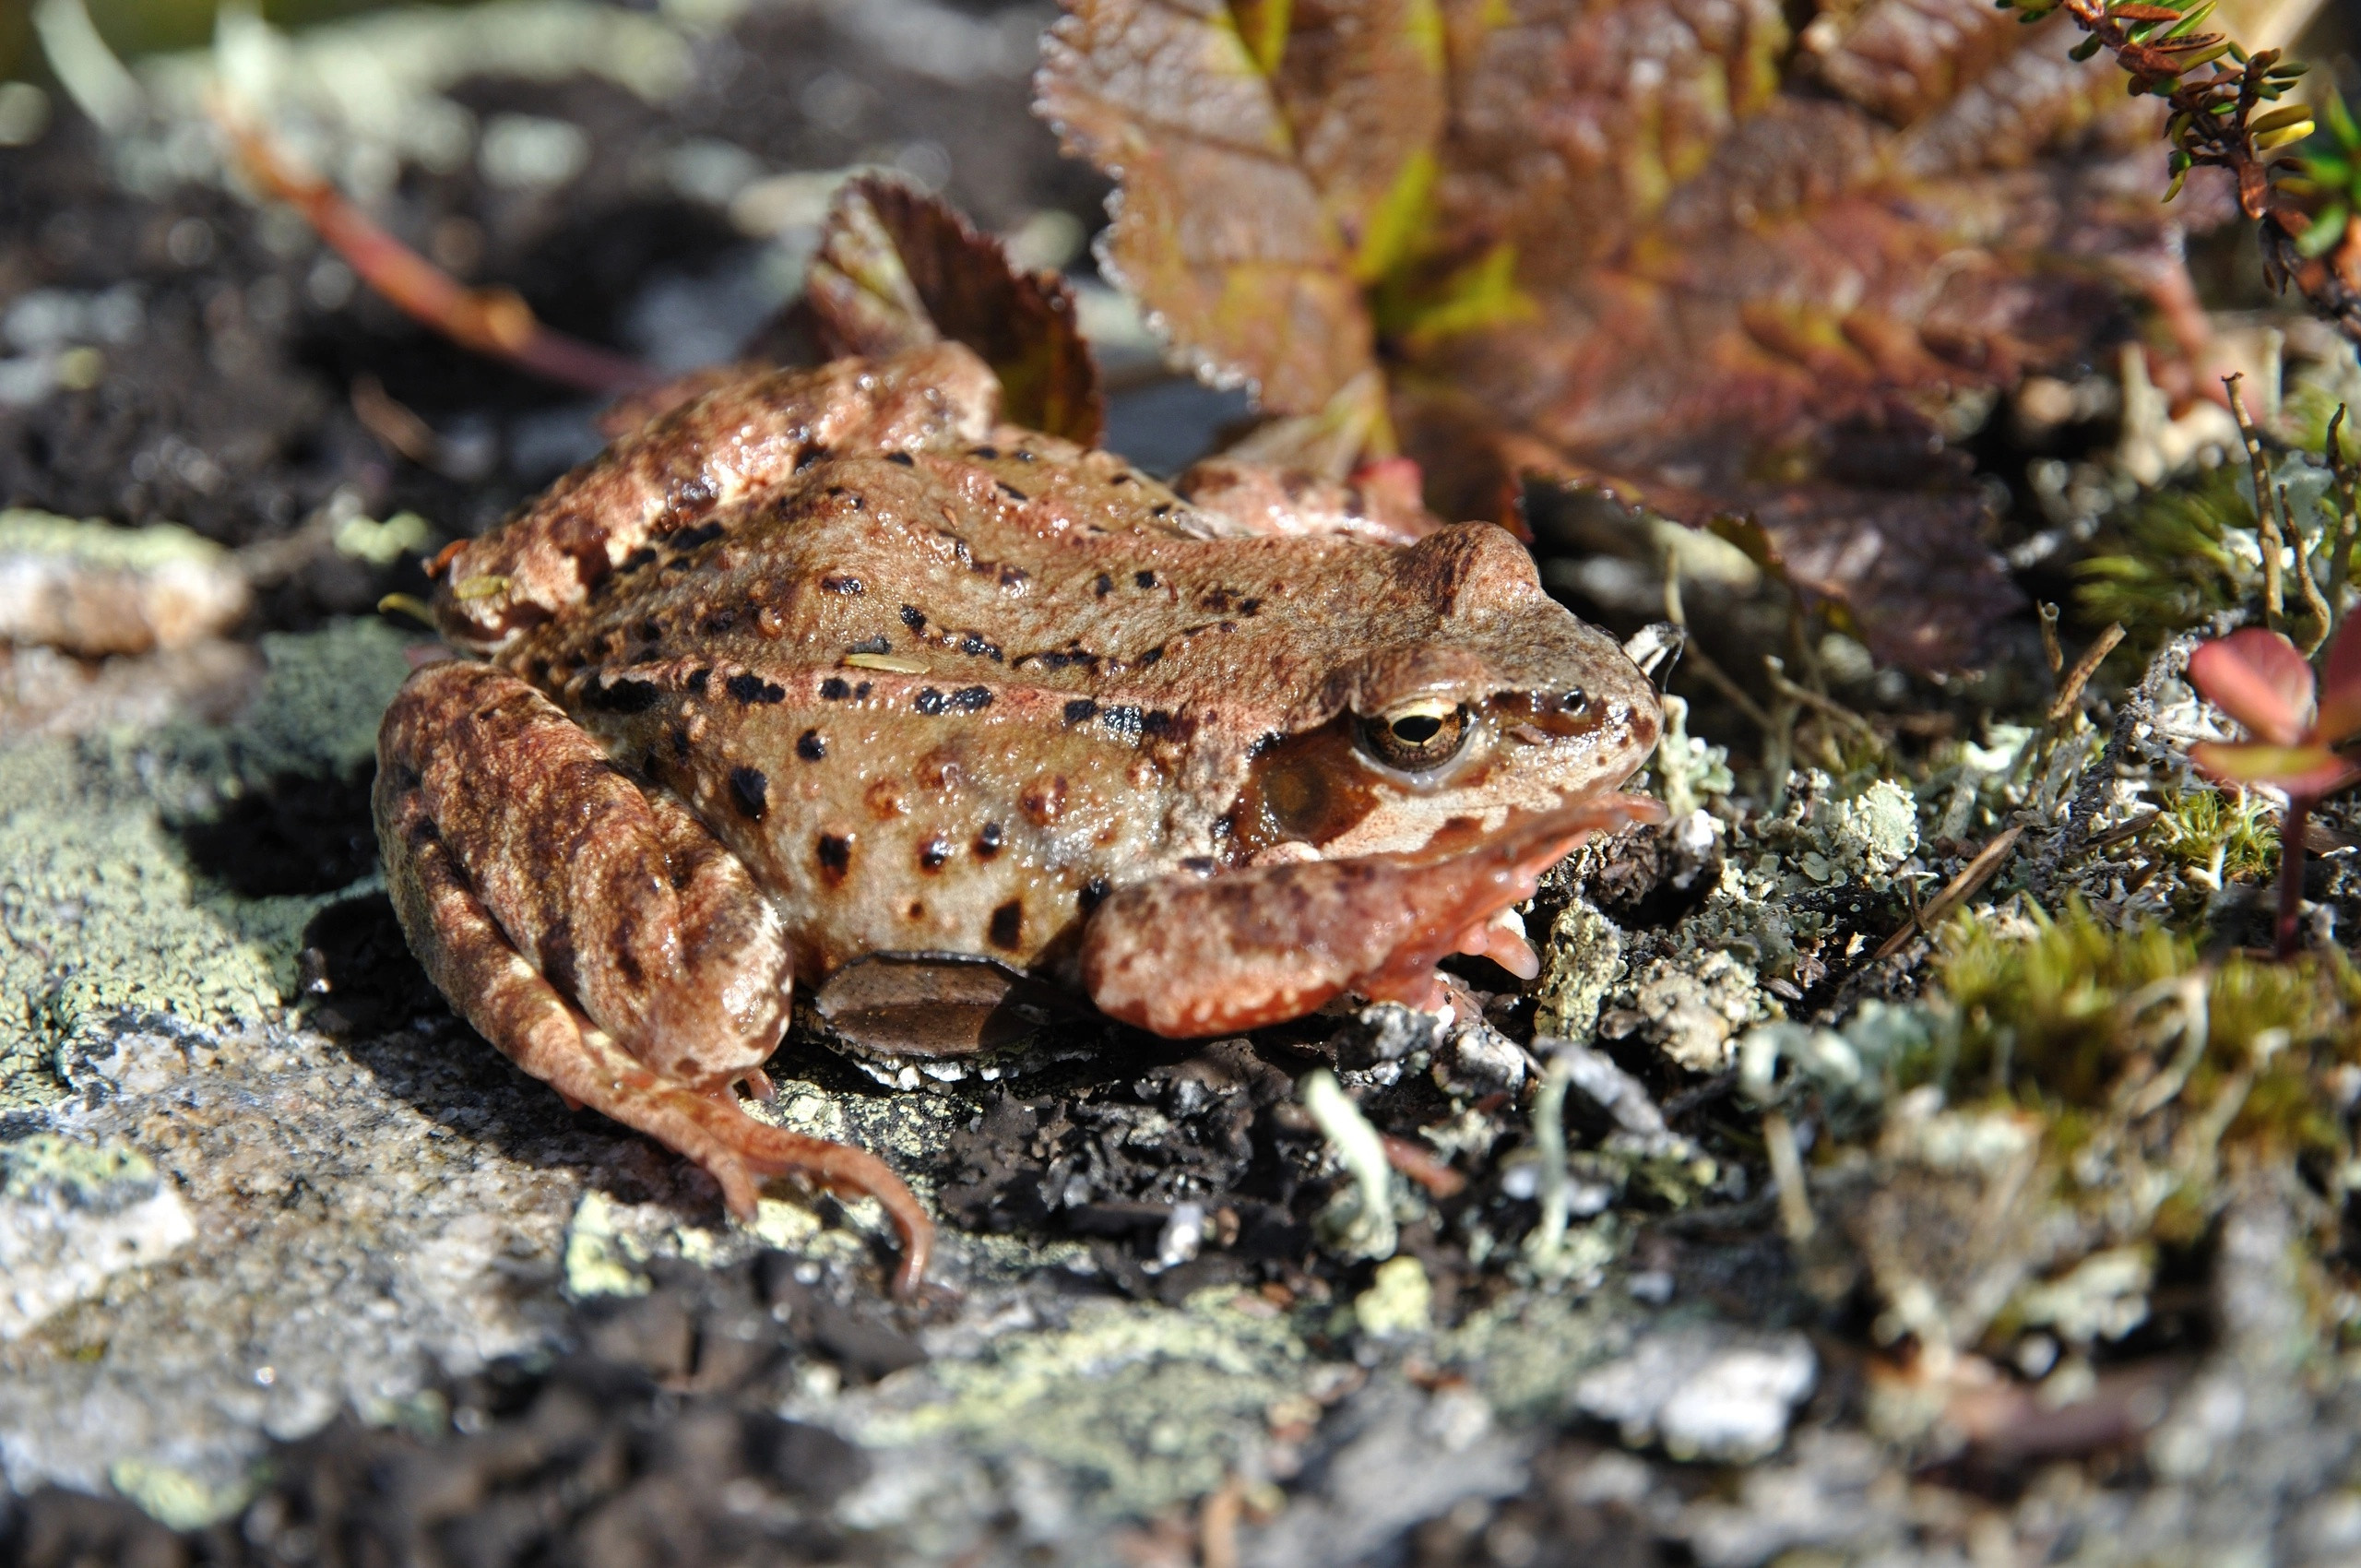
497,445,1307,975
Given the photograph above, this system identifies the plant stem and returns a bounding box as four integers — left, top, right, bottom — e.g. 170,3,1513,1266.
2277,791,2313,957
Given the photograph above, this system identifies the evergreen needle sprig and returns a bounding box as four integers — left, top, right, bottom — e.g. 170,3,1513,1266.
1999,0,2361,342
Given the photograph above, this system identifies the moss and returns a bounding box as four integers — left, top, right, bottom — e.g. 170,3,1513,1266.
2151,784,2279,894
1932,900,2199,1106
1927,899,2361,1162
2074,453,2345,657
2074,464,2260,647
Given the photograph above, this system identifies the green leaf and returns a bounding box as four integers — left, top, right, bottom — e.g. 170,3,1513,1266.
2298,202,2351,258
2257,118,2319,153
2070,33,2104,60
1352,147,1438,286
2329,93,2360,148
2162,0,2214,38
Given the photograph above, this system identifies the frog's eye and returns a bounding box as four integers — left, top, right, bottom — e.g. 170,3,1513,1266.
1355,697,1472,774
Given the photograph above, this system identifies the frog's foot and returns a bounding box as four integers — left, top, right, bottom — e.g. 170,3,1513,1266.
1079,794,1665,1037
376,660,934,1298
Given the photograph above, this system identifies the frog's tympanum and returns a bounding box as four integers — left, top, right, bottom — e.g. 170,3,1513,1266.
377,344,1662,1296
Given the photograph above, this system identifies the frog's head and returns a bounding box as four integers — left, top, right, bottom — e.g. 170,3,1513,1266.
1226,524,1661,863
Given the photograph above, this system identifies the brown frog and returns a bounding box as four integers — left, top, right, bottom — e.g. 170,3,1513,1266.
375,343,1662,1297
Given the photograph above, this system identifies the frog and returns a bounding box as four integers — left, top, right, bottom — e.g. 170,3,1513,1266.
374,341,1663,1299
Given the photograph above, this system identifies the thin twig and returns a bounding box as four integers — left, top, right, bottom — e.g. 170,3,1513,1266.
1200,1477,1243,1568
2287,480,2336,655
2047,623,2127,726
2086,807,2165,855
1380,1134,1467,1199
2028,629,2211,897
1762,1110,1816,1244
1674,638,1777,734
2226,374,2285,631
1764,656,1880,742
1873,825,2028,960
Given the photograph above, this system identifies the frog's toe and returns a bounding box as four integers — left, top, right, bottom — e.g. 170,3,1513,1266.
685,1093,936,1300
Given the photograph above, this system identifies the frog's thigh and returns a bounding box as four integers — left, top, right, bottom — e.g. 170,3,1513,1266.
377,659,791,1076
374,661,935,1294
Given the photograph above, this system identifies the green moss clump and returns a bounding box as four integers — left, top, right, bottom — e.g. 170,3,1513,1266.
1933,901,2197,1106
2151,784,2280,893
1927,900,2361,1165
2074,464,2259,648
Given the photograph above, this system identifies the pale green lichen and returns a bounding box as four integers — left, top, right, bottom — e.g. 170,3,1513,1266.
563,1189,651,1299
184,616,415,785
0,507,231,570
1533,895,1621,1042
1354,1255,1433,1338
0,1134,160,1212
1439,1288,1634,1424
860,1289,1310,1517
106,1458,253,1533
1299,1068,1397,1261
0,742,283,1110
0,620,413,1112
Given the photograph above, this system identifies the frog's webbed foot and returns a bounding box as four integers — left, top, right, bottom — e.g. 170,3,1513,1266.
1079,794,1664,1038
375,660,933,1297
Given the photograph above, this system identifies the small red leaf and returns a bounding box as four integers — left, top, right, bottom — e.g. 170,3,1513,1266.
2187,628,2315,745
2189,741,2360,797
2316,617,2361,742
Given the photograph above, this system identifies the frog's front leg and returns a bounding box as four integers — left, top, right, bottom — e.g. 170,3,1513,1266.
1079,795,1662,1038
375,660,932,1296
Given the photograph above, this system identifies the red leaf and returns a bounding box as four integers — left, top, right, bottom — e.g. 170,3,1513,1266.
2187,628,2315,745
1038,0,2236,670
2189,741,2360,798
806,175,1104,445
2315,616,2361,743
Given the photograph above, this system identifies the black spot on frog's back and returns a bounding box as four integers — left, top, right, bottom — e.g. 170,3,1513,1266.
729,766,768,820
726,671,788,705
989,900,1023,950
816,833,853,885
585,676,663,714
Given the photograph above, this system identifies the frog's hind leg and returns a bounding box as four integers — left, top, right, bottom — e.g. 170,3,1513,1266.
375,659,932,1297
1080,794,1664,1039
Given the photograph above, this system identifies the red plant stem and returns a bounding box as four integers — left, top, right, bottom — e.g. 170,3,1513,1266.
219,111,658,397
2277,792,2313,956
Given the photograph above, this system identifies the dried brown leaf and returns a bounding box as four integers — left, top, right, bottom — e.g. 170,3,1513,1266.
806,174,1103,445
1037,0,1444,415
1040,0,2326,666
